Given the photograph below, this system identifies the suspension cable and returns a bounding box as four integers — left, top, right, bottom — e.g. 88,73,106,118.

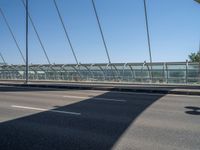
53,0,79,65
0,7,26,64
143,0,153,80
21,0,51,65
0,52,6,64
91,0,111,64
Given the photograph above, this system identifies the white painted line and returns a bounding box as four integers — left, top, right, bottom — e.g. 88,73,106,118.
11,105,81,115
84,90,200,98
84,90,165,96
77,89,165,95
166,94,200,98
125,92,200,98
63,95,126,102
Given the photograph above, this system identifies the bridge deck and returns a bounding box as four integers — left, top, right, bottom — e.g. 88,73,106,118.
0,85,199,150
1,80,200,95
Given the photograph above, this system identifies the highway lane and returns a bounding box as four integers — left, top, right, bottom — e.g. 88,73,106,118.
0,85,200,150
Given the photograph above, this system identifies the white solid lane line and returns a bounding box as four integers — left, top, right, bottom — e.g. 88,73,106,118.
63,95,126,102
11,105,81,116
84,90,200,98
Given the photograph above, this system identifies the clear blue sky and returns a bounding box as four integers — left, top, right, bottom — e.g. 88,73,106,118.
0,0,200,64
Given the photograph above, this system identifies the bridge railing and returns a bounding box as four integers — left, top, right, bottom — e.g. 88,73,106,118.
0,61,200,84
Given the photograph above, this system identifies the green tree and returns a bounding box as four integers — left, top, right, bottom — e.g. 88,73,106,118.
189,52,200,62
194,0,200,4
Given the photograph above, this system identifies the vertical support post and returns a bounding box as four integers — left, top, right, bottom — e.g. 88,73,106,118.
198,40,200,83
128,64,135,82
163,63,165,83
141,62,146,83
25,0,29,84
143,0,153,82
122,63,127,81
186,60,188,84
166,63,169,84
199,40,200,55
198,62,200,84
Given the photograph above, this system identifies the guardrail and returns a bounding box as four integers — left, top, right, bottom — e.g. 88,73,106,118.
0,61,200,84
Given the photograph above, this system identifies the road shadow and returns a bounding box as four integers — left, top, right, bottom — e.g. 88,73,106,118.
0,88,165,150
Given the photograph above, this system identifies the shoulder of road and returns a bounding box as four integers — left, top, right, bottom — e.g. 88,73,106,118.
0,80,200,96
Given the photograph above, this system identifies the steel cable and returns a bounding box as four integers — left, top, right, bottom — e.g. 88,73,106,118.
53,0,79,65
0,7,26,64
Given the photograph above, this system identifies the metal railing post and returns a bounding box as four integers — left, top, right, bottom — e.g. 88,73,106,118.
166,63,169,84
186,60,188,84
25,0,29,84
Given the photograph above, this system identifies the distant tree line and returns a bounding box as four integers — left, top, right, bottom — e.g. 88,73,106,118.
189,51,200,62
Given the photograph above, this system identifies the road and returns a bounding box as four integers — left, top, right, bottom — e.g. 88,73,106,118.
0,85,199,150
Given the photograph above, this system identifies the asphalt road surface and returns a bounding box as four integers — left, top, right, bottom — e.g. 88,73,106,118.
0,85,199,150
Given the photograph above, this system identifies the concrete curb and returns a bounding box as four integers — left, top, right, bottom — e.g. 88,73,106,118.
0,82,200,96
1,79,200,88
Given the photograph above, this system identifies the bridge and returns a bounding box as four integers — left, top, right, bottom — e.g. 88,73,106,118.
0,0,199,84
0,0,200,150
